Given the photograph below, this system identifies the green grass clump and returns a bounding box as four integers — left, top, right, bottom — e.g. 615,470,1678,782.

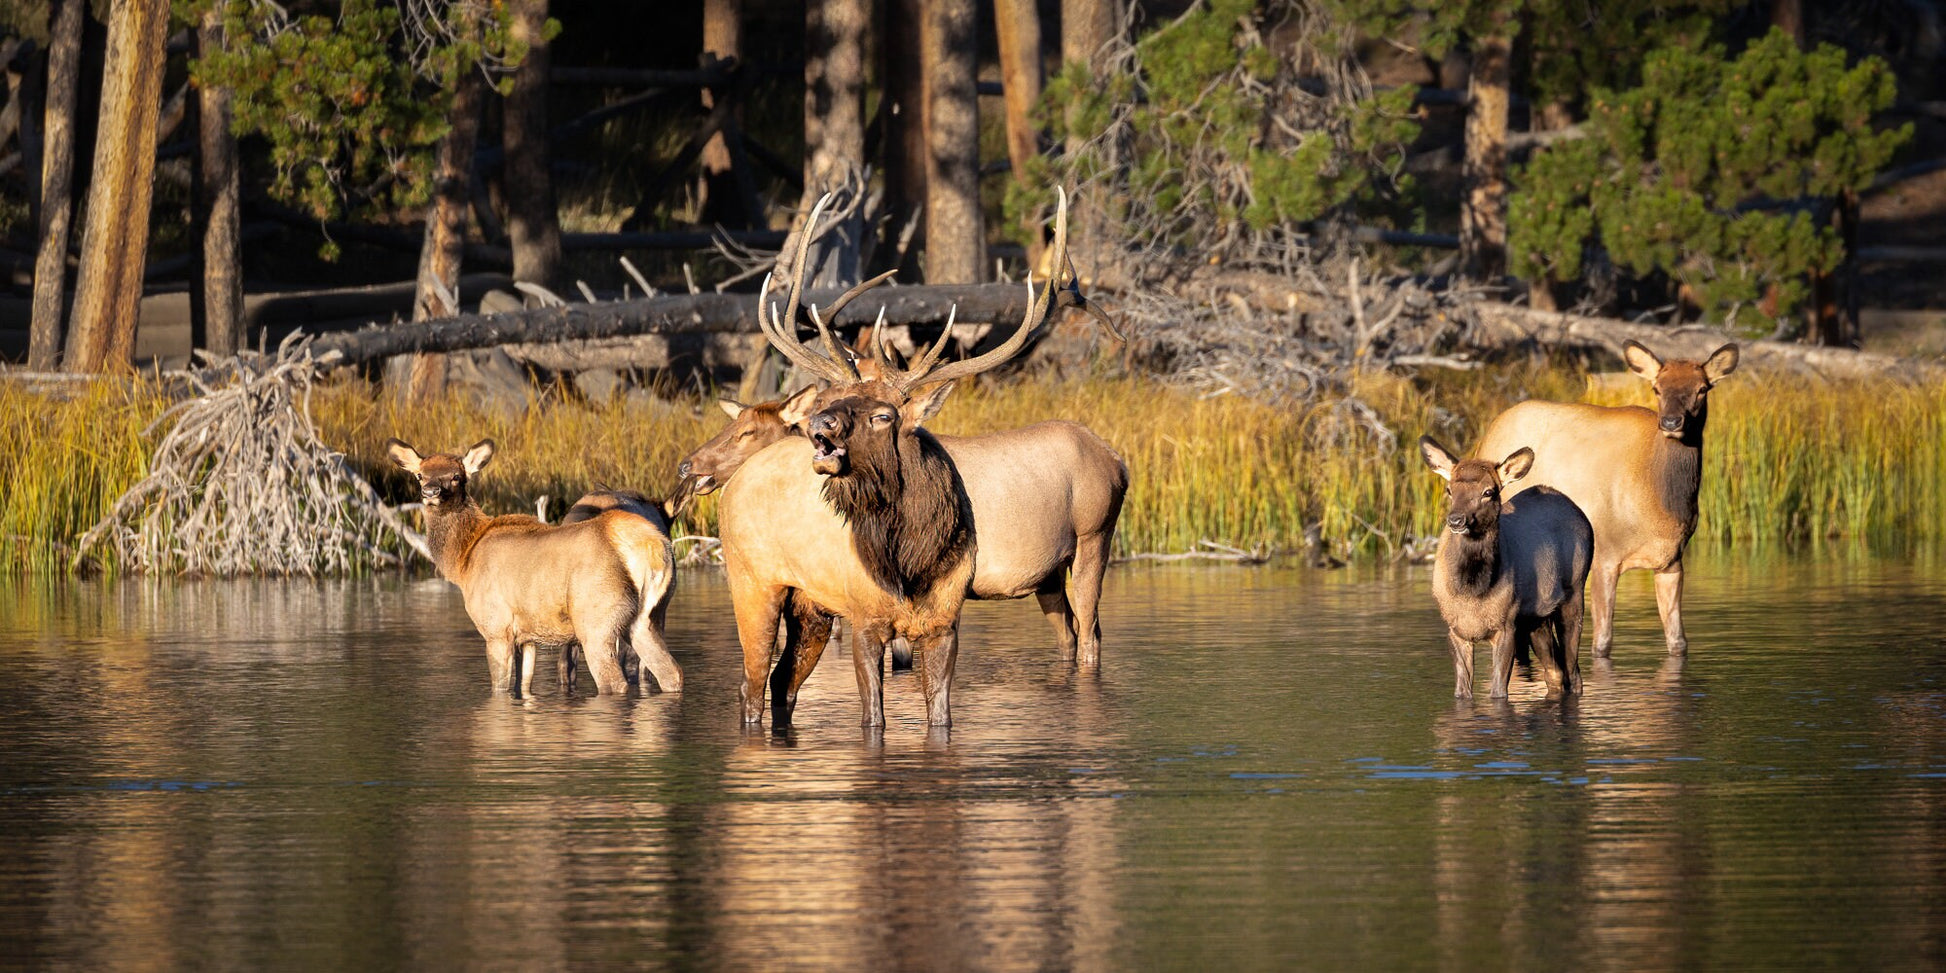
3,361,1942,575
0,378,169,573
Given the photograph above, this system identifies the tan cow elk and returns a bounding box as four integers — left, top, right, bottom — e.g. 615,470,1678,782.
719,189,1105,728
1472,340,1737,657
1421,437,1593,699
387,440,680,696
679,387,1127,669
554,488,681,693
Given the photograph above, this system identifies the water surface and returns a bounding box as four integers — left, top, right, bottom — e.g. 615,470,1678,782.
1,550,1942,970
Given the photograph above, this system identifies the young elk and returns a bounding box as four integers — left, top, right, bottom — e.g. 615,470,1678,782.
1420,437,1593,699
1472,340,1737,657
679,387,1127,670
719,189,1102,728
554,488,680,693
387,440,680,696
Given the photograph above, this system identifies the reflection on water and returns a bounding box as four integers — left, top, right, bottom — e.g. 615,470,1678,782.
0,550,1942,969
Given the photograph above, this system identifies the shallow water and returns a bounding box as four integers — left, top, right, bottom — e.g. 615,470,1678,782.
1,549,1943,970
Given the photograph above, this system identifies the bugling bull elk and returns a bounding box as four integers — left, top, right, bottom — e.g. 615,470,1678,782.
1472,340,1738,657
679,390,1127,670
387,440,680,696
720,189,1108,728
1420,437,1593,699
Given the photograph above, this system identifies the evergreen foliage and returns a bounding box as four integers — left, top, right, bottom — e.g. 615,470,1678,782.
1510,30,1910,329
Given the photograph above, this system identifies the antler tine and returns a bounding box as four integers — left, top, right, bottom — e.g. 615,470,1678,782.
1060,251,1126,342
905,187,1069,390
806,305,859,381
869,306,896,372
906,303,958,380
752,195,855,384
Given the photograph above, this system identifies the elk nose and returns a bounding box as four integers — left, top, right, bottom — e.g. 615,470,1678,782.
1446,515,1466,530
1660,415,1682,432
678,460,692,477
810,413,837,435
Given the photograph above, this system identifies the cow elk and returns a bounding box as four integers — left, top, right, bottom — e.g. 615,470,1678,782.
720,189,1107,729
387,440,680,696
1420,437,1593,699
1472,340,1738,657
555,488,680,693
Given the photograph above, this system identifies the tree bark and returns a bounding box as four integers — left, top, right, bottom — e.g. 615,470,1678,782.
503,0,563,293
192,9,243,358
922,0,985,284
880,0,928,277
1460,23,1512,282
994,0,1044,260
403,73,487,401
1061,0,1117,280
64,0,168,373
804,0,867,286
1061,0,1116,74
29,0,84,369
1771,0,1805,47
698,0,746,226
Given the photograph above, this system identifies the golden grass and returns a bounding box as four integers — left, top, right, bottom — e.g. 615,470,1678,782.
3,360,1942,573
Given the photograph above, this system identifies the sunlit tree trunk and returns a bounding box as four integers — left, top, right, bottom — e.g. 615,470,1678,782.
922,0,983,283
805,0,866,286
27,0,79,370
1460,21,1511,282
994,0,1043,262
504,0,562,292
880,0,927,276
65,0,168,372
403,73,485,401
1060,0,1117,279
699,0,746,227
192,8,242,357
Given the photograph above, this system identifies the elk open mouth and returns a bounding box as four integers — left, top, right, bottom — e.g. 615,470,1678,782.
810,432,847,474
685,472,717,495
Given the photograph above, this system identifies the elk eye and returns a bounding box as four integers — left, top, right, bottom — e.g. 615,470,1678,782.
871,413,893,426
737,430,752,441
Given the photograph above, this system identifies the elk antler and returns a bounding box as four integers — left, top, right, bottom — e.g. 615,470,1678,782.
893,187,1073,392
755,193,900,385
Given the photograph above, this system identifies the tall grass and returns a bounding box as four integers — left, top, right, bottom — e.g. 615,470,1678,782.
3,362,1942,574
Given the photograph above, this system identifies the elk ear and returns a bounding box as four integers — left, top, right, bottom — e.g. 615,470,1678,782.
1622,340,1663,382
1703,343,1740,382
904,381,957,427
777,385,821,426
385,438,424,475
718,399,746,419
1418,435,1458,481
1498,447,1535,484
461,439,496,475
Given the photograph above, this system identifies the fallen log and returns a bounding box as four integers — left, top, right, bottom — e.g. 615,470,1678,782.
1469,303,1942,380
306,282,1042,368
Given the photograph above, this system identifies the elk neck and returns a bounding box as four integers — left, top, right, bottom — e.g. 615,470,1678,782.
1442,528,1502,600
821,428,970,597
1649,399,1706,522
421,498,492,582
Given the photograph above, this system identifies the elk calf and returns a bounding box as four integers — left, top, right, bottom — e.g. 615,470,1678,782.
1420,437,1593,699
387,439,680,696
1473,341,1738,656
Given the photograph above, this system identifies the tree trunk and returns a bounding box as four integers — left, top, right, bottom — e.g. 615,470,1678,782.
922,0,984,284
698,0,747,227
1061,0,1116,74
805,0,867,286
403,73,487,401
1771,0,1805,46
880,0,927,277
29,0,85,369
191,9,243,358
64,0,168,373
1060,0,1117,280
503,0,563,292
1460,24,1511,282
994,0,1044,262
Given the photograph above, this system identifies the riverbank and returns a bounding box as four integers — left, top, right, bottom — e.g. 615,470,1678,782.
3,359,1942,574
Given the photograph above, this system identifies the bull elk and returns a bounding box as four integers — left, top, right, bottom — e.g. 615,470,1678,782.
387,440,680,696
679,389,1127,670
720,189,1105,728
1420,437,1593,699
1472,340,1738,657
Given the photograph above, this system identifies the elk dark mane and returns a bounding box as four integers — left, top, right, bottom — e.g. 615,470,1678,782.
821,428,970,597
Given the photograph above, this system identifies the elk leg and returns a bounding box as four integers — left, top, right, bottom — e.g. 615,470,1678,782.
1654,560,1687,655
912,625,960,727
1448,630,1475,699
1527,618,1565,698
1071,531,1114,668
631,599,682,694
518,642,539,698
1035,585,1079,661
485,637,515,692
559,643,579,695
850,622,888,728
889,638,913,671
1559,589,1586,695
1487,626,1517,699
770,600,832,725
1589,559,1621,658
732,586,787,723
578,614,632,695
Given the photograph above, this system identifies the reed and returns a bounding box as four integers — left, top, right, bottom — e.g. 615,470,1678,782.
4,360,1942,574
